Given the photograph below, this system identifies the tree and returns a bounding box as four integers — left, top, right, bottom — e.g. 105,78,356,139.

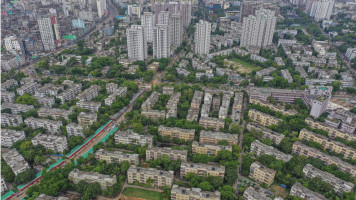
230,123,241,135
14,168,36,184
198,181,214,191
219,185,237,200
15,94,37,105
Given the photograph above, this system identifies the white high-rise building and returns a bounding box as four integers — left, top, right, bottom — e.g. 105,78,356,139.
153,24,171,58
96,0,106,18
37,16,61,51
142,12,155,43
194,20,211,55
240,9,276,48
158,11,171,25
126,25,148,61
170,14,183,47
180,2,192,28
306,0,334,21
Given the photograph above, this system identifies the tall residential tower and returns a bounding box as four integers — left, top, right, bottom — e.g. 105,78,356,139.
240,9,276,48
127,25,148,61
194,20,211,55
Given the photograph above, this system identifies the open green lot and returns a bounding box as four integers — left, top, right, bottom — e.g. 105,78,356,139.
123,187,162,200
224,58,262,74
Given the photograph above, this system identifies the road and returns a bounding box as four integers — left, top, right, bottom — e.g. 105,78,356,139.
234,90,249,189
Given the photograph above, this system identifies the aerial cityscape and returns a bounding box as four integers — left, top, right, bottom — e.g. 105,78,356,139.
0,0,356,199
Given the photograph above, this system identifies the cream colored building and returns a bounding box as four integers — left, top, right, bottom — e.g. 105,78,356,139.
180,162,225,178
146,147,187,161
293,141,356,177
250,97,297,116
305,117,356,141
68,169,117,190
95,149,139,165
127,166,174,188
248,109,282,127
199,117,225,131
171,185,221,200
158,125,195,141
192,141,232,156
299,129,356,160
77,112,97,126
142,110,166,121
249,161,276,186
246,123,285,145
199,130,238,146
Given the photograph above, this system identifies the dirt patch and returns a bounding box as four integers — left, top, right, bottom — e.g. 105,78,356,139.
269,184,289,198
120,196,148,200
224,59,261,74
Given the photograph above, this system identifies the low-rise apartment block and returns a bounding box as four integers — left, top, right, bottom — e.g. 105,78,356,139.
199,130,238,145
162,87,174,95
256,67,276,77
16,82,40,95
2,148,30,175
106,83,118,94
34,84,63,97
158,126,195,141
1,113,23,127
199,117,225,131
146,147,187,161
69,169,117,190
180,162,225,178
303,164,354,193
25,117,62,134
171,185,221,200
299,129,356,160
95,149,139,165
77,112,97,126
290,182,326,200
1,91,15,103
56,84,82,104
76,101,101,112
104,87,128,106
142,110,166,121
281,69,293,83
248,109,282,127
176,68,191,77
250,140,292,162
190,91,204,109
243,187,272,200
166,92,181,118
66,123,84,137
141,92,159,110
292,141,356,177
77,85,101,101
250,98,297,116
1,79,18,91
192,141,232,156
305,117,356,141
35,194,69,200
114,131,153,147
249,161,276,186
327,108,356,135
247,123,285,145
186,107,200,122
2,103,34,114
2,129,26,147
38,108,71,120
127,166,174,187
31,134,67,153
36,96,55,108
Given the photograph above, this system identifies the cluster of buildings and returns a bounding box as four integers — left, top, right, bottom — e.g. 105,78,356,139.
250,86,333,118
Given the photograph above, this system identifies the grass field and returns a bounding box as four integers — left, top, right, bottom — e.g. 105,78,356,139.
224,58,261,74
123,187,162,200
